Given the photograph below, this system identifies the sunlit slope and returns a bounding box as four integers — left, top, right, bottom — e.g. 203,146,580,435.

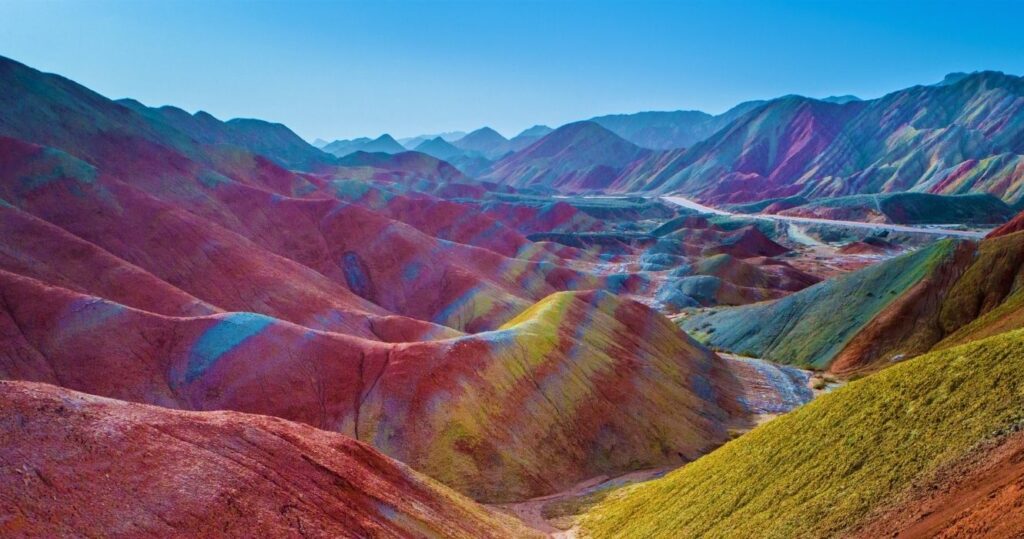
581,328,1024,538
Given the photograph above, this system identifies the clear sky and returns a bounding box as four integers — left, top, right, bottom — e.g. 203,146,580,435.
3,0,1023,142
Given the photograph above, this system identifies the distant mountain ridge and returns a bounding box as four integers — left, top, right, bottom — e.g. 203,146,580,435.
483,121,653,191
413,136,463,160
322,134,406,157
452,127,513,160
588,101,765,150
398,130,466,149
310,70,1024,206
639,70,1024,204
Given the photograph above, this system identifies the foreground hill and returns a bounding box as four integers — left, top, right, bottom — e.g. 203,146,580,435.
0,380,539,538
580,328,1024,538
850,427,1024,538
643,71,1024,205
0,267,763,501
686,219,1024,373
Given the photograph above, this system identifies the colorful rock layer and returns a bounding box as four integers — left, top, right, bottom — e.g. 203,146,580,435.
0,53,817,518
0,267,753,502
0,380,540,538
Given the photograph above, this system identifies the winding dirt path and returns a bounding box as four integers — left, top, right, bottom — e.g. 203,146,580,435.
660,195,990,239
491,467,672,536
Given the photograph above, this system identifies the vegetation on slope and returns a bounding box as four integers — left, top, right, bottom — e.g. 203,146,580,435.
581,328,1024,538
935,230,1024,347
684,240,957,368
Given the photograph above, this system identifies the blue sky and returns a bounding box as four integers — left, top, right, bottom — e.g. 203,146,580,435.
2,0,1023,141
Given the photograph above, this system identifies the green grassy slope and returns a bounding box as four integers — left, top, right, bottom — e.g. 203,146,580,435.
683,240,957,368
580,328,1024,538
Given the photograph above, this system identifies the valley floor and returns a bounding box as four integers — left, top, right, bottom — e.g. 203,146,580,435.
495,355,834,535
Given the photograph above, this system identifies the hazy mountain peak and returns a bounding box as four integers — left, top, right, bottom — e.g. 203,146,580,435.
820,95,861,104
452,126,512,159
413,136,462,160
515,125,553,138
459,126,509,144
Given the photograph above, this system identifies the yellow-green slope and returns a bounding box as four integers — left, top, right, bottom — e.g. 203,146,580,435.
580,328,1024,538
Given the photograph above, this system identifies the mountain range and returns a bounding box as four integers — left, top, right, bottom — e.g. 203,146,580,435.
324,70,1024,207
0,53,820,527
6,50,1024,538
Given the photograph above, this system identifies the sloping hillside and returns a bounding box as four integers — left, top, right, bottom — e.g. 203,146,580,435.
851,427,1024,538
117,99,336,170
684,240,964,369
687,218,1024,373
581,328,1024,538
0,380,540,538
510,125,553,151
414,136,463,160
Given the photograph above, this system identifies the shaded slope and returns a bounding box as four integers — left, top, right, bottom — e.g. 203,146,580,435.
581,328,1024,538
589,102,766,150
335,150,466,184
509,125,553,151
930,227,1024,349
0,380,539,538
590,110,714,149
987,208,1024,237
